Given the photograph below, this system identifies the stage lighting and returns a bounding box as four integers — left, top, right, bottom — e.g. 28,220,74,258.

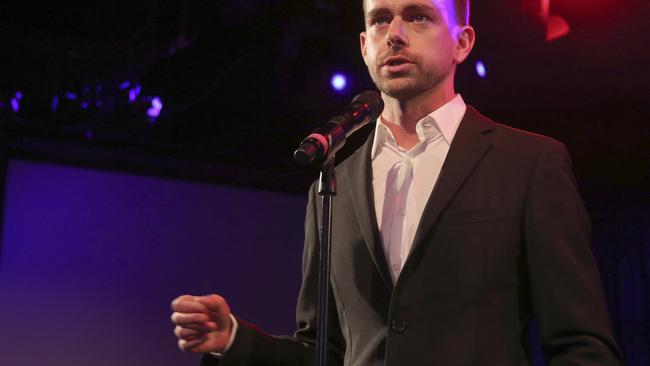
147,96,163,120
10,91,22,112
10,99,19,112
51,95,59,112
331,73,348,92
524,0,570,41
129,85,142,103
476,61,487,79
65,92,78,101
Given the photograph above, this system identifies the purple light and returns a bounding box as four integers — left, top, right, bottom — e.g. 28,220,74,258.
147,96,163,118
128,85,142,103
15,91,23,100
51,95,59,112
331,73,348,92
84,130,94,140
10,98,19,112
65,92,78,101
119,81,131,90
81,102,89,110
152,97,162,109
475,61,487,78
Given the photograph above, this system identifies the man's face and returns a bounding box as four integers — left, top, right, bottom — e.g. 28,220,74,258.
361,0,463,100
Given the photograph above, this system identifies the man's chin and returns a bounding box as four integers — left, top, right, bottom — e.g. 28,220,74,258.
377,80,424,100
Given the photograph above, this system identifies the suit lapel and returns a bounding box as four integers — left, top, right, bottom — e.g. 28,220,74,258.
341,107,494,290
409,106,495,256
343,132,394,292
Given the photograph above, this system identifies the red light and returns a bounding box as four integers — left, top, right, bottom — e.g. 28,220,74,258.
545,15,570,42
532,0,571,42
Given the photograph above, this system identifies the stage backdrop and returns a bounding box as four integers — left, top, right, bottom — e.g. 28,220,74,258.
0,159,647,365
0,159,306,366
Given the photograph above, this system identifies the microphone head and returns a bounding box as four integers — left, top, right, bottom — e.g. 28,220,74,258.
352,90,384,122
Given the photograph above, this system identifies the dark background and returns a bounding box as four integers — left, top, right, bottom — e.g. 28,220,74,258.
0,0,648,364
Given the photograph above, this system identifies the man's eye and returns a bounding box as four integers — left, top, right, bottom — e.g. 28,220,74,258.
412,15,430,23
372,17,390,26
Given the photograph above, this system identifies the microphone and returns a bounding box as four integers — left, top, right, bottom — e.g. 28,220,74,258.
293,91,384,166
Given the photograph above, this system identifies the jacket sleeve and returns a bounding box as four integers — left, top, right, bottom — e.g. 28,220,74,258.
201,182,346,366
524,141,622,365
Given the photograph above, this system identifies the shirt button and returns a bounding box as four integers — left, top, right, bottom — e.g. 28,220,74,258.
391,319,407,333
392,263,400,271
398,210,406,216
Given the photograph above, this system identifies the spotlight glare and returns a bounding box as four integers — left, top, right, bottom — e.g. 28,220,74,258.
10,98,19,112
147,96,163,118
128,85,142,103
51,95,59,112
152,97,162,109
331,73,348,92
476,61,487,79
65,92,78,100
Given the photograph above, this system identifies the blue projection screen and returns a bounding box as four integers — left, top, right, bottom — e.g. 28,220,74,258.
0,159,307,366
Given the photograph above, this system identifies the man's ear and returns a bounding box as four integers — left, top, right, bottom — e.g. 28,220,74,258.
360,31,369,66
454,25,476,65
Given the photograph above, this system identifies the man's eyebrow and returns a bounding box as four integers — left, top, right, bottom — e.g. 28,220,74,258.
365,4,441,20
365,7,391,20
402,4,440,16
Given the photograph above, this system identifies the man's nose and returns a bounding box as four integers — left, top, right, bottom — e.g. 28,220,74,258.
387,18,408,48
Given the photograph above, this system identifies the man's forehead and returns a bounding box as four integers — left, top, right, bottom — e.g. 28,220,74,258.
364,0,455,22
364,0,459,27
364,0,447,13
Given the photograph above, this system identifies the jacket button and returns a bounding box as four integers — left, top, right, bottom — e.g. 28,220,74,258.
391,319,407,333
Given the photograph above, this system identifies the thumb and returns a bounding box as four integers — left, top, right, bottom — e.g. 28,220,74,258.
197,294,232,331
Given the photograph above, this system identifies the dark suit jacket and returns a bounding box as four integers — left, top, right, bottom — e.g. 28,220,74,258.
205,106,622,366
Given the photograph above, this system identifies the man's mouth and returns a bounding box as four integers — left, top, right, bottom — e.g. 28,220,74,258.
383,56,412,67
382,56,413,73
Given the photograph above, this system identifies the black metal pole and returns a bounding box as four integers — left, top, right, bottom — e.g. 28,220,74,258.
316,156,336,366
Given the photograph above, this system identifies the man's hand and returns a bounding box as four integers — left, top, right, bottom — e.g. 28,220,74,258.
171,294,233,353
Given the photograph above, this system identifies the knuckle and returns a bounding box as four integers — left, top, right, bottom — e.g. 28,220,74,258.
179,327,204,340
181,333,197,341
171,295,189,309
207,294,225,306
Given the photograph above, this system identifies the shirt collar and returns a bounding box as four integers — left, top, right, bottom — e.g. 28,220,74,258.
371,94,467,159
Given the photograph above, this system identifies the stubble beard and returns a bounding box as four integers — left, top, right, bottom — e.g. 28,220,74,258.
370,63,450,101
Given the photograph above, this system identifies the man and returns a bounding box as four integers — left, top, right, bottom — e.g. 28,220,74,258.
171,0,622,364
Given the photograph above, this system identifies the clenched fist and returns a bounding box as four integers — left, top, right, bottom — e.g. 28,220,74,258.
171,294,234,353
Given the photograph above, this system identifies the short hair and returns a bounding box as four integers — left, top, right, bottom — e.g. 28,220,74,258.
452,0,470,26
363,0,471,26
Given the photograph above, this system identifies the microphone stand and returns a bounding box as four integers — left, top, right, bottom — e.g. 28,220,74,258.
316,156,336,366
293,90,383,365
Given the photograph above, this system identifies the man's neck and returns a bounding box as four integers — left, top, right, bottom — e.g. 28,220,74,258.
380,85,457,150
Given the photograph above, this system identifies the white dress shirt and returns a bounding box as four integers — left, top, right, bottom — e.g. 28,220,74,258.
372,95,466,283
